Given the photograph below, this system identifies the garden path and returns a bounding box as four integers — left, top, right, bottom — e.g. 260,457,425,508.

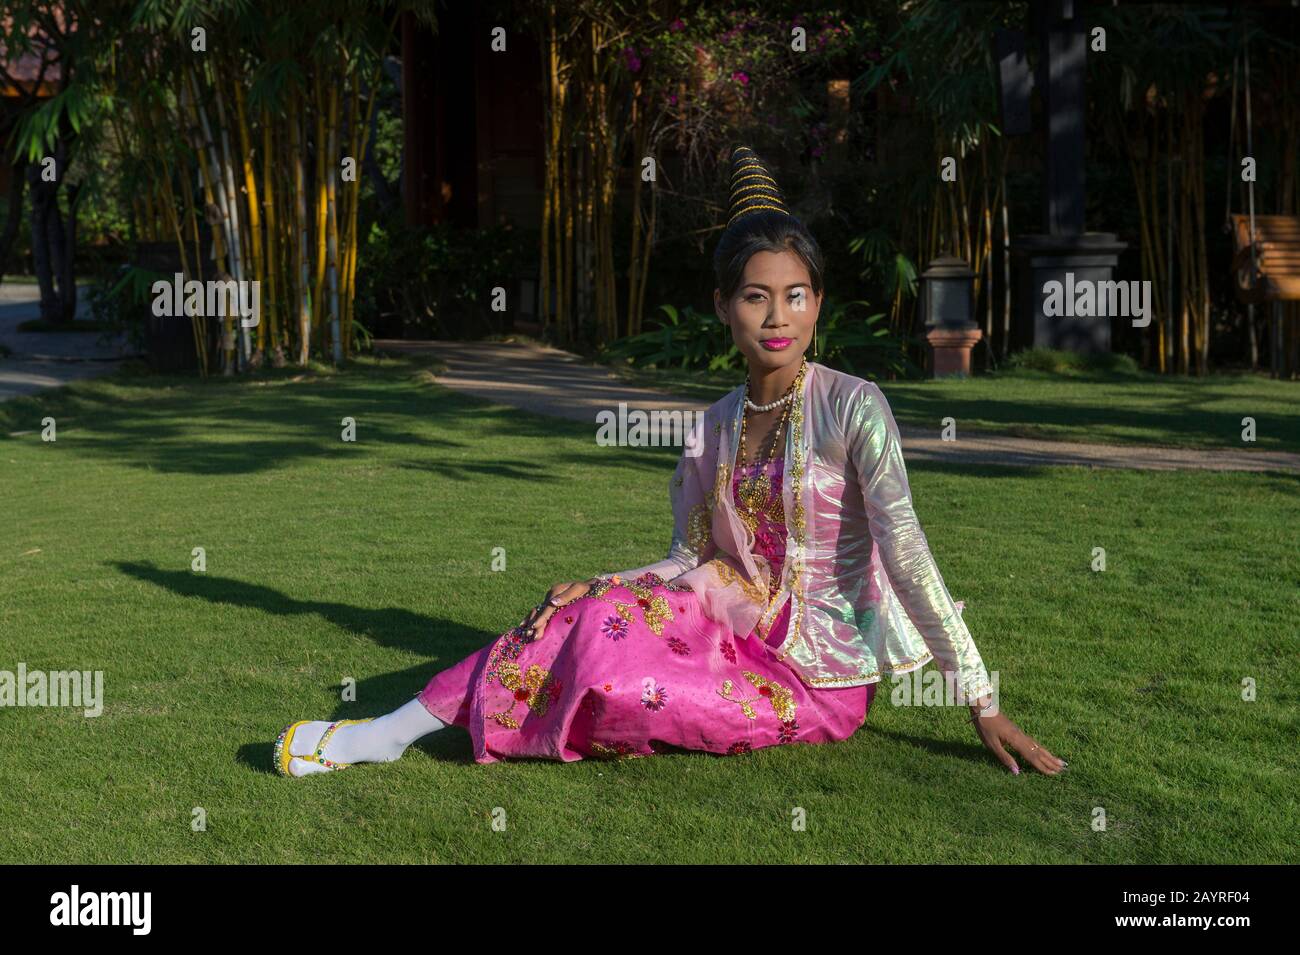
0,283,132,401
379,338,1300,474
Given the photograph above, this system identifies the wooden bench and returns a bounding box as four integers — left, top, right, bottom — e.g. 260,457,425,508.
1231,214,1300,303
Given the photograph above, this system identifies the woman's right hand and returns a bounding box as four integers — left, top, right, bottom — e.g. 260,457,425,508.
517,579,598,640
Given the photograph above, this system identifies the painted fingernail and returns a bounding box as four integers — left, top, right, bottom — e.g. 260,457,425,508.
1011,765,1020,775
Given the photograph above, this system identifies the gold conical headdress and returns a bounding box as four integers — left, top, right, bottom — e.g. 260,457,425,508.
727,145,789,227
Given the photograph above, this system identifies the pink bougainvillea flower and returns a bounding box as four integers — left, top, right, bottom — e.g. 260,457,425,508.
732,70,749,86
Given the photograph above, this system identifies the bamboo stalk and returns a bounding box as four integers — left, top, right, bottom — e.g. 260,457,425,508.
341,67,362,355
539,4,556,334
262,106,282,363
184,67,237,373
233,80,264,358
313,68,329,348
326,77,342,365
175,74,204,289
1000,140,1011,358
561,91,573,343
209,60,250,364
625,75,643,337
958,146,971,264
343,62,380,356
292,101,312,365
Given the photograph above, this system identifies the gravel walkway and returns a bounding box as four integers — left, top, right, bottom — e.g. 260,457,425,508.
377,338,1300,474
0,283,135,401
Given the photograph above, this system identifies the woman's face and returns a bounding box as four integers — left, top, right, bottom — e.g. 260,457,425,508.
714,249,821,375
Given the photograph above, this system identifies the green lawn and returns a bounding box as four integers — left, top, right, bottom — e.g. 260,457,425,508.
1,357,1296,863
613,363,1300,452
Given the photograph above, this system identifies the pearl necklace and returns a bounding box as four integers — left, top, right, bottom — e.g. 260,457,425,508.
743,358,807,413
745,392,792,413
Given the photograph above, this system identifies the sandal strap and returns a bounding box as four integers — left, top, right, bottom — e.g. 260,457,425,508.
274,721,307,776
308,718,374,770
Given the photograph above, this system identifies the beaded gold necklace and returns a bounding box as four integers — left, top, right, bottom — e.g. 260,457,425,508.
735,361,805,534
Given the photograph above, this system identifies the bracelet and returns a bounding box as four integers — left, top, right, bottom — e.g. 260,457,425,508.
586,574,621,595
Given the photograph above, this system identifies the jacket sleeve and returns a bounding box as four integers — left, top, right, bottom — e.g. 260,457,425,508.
606,426,710,582
847,382,994,702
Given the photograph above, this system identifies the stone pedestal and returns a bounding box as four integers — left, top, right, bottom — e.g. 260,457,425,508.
926,324,983,378
1011,232,1128,354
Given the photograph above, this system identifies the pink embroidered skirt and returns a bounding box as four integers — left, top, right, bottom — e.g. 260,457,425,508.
418,574,874,763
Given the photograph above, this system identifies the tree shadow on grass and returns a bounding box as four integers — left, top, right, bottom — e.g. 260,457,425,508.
115,560,494,770
886,378,1300,451
112,560,494,657
6,363,631,477
234,657,482,773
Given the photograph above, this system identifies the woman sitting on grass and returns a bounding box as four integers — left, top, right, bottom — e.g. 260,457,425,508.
274,147,1066,778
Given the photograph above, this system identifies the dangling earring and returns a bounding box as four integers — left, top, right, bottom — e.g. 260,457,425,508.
813,321,818,358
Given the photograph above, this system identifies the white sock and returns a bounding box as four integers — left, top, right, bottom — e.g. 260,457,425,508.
286,698,448,776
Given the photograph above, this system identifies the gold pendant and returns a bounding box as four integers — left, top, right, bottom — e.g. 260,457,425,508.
737,472,772,517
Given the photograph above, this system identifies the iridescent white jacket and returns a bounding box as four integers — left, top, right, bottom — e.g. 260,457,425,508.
615,361,993,697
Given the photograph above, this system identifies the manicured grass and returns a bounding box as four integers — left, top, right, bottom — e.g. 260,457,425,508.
1,357,1296,863
612,362,1300,452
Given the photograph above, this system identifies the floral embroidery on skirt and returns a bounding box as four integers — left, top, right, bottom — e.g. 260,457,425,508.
418,572,875,764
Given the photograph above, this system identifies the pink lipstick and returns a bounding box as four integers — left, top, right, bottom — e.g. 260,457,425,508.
760,338,794,351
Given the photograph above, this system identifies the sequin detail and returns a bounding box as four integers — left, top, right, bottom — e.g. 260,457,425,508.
488,661,561,728
717,670,798,723
590,740,646,760
709,557,766,605
687,501,712,552
593,572,687,636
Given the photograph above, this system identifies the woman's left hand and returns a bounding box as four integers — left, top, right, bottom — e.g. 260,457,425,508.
970,706,1067,776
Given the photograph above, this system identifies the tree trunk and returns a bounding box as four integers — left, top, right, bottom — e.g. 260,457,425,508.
26,149,75,326
57,182,82,324
0,159,29,284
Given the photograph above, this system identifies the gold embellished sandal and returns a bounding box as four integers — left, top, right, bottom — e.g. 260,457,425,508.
274,718,373,778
